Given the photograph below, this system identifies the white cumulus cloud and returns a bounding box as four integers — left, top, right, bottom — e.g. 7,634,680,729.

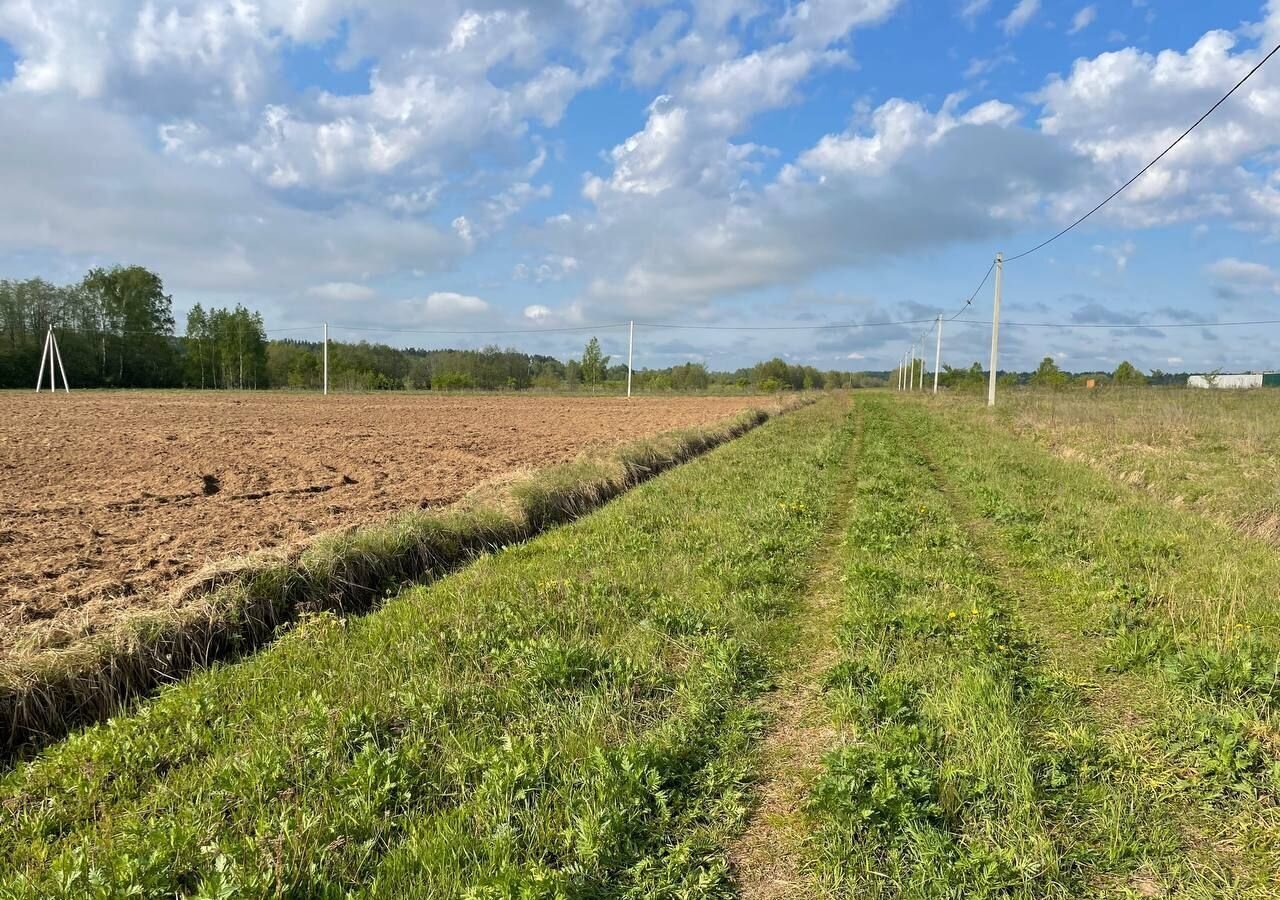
1207,258,1280,295
1036,26,1280,230
423,292,490,316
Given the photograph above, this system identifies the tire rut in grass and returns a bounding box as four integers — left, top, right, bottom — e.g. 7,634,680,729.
804,398,1081,897
728,412,865,899
918,454,1208,896
904,400,1280,897
796,397,1248,897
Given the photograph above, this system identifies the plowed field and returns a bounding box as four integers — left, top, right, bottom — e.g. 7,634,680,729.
0,392,756,655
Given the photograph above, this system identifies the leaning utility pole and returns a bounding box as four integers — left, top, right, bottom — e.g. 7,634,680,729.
933,315,942,394
987,252,1003,408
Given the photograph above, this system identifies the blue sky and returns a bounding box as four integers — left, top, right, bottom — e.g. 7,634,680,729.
2,1,1280,373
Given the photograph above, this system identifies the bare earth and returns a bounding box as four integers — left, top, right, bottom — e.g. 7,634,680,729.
0,391,755,656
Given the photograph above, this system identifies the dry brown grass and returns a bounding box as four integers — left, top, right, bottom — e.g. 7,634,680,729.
980,387,1280,544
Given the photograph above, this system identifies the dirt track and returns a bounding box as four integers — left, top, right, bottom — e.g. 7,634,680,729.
0,392,756,656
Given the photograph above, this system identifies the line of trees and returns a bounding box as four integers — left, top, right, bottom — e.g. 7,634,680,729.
6,269,1202,395
0,265,1228,394
266,341,566,392
0,267,178,388
0,265,879,393
260,341,861,393
932,357,1173,391
1,273,874,393
185,305,268,389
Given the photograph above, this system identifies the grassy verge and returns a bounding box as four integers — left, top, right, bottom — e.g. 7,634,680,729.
987,388,1280,546
921,399,1280,713
1,399,808,757
805,397,1278,898
901,397,1280,894
0,397,854,897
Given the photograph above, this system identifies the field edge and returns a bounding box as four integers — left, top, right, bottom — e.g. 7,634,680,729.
2,396,812,757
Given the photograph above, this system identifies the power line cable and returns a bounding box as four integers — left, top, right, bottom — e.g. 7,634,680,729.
33,315,968,342
33,323,319,338
634,316,939,331
38,325,179,338
324,322,628,336
44,311,1279,343
947,259,995,320
949,316,1280,329
1006,39,1280,263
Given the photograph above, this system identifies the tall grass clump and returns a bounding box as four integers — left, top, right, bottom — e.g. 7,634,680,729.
0,399,807,756
0,398,852,897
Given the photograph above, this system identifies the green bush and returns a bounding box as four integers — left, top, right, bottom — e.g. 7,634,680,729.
432,371,475,391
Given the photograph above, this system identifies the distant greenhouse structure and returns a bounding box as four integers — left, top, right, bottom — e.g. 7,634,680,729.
1187,372,1280,389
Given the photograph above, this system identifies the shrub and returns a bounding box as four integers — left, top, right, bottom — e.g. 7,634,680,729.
432,371,475,391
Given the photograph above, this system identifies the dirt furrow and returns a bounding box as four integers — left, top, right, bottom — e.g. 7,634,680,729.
729,413,863,899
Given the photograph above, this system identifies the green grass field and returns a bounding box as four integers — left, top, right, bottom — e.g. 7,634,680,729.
4,391,1279,898
807,396,1279,898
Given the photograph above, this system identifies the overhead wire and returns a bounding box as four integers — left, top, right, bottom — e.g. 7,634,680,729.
633,316,940,331
948,316,1280,330
903,37,1280,378
890,257,997,382
946,259,996,321
325,322,628,335
1005,39,1280,263
267,317,947,336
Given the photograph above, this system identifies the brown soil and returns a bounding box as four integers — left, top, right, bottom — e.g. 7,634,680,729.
0,391,756,657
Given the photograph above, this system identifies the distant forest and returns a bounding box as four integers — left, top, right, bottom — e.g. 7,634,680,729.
0,267,871,391
932,356,1188,389
0,267,1193,392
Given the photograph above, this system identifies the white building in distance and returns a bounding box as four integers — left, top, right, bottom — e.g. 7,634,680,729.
1187,373,1280,389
